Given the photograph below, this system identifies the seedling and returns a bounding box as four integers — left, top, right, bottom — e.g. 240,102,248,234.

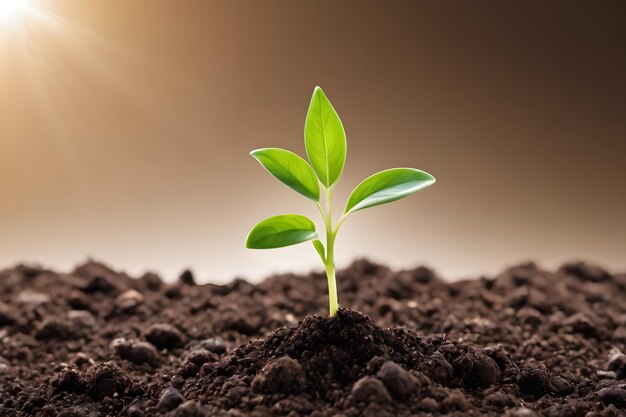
246,86,435,316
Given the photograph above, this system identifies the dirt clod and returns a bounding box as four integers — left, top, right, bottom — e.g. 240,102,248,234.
453,350,501,389
34,318,75,340
598,386,626,409
145,323,184,349
179,270,196,286
173,400,209,417
517,366,550,398
113,338,160,366
52,367,85,393
375,361,416,400
185,349,217,367
85,362,129,400
251,356,306,395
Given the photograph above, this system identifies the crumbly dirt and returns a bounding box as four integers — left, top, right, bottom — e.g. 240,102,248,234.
0,259,625,416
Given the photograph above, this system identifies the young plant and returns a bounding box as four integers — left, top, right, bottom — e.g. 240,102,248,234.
246,86,435,316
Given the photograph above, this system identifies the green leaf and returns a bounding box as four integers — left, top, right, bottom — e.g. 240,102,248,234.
344,168,436,214
246,214,318,249
312,239,325,260
304,86,347,188
250,148,320,201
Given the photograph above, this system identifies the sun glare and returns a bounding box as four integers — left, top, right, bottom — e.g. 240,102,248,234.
0,0,29,23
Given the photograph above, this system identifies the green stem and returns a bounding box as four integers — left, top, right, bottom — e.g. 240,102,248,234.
325,261,338,316
324,187,338,316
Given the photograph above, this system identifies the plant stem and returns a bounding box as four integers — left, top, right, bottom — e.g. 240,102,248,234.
324,187,339,316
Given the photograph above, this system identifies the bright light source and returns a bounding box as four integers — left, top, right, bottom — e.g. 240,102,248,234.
0,0,28,23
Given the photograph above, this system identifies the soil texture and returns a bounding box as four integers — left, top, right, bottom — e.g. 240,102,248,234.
1,259,625,416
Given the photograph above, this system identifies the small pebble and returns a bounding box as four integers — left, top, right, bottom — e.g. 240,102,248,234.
16,290,50,304
199,336,227,354
115,290,144,311
157,387,184,412
504,408,540,417
346,376,392,405
608,352,626,379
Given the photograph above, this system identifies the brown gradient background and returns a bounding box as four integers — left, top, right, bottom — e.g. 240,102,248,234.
0,1,625,283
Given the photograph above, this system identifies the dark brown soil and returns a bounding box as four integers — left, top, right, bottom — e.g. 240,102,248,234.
1,259,625,416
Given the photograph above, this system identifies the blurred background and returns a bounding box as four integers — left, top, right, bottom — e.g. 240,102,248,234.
0,0,624,283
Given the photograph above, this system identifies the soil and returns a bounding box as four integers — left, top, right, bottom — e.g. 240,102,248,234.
1,259,625,416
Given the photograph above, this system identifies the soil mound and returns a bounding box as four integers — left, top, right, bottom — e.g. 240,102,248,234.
183,305,621,416
188,308,510,416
